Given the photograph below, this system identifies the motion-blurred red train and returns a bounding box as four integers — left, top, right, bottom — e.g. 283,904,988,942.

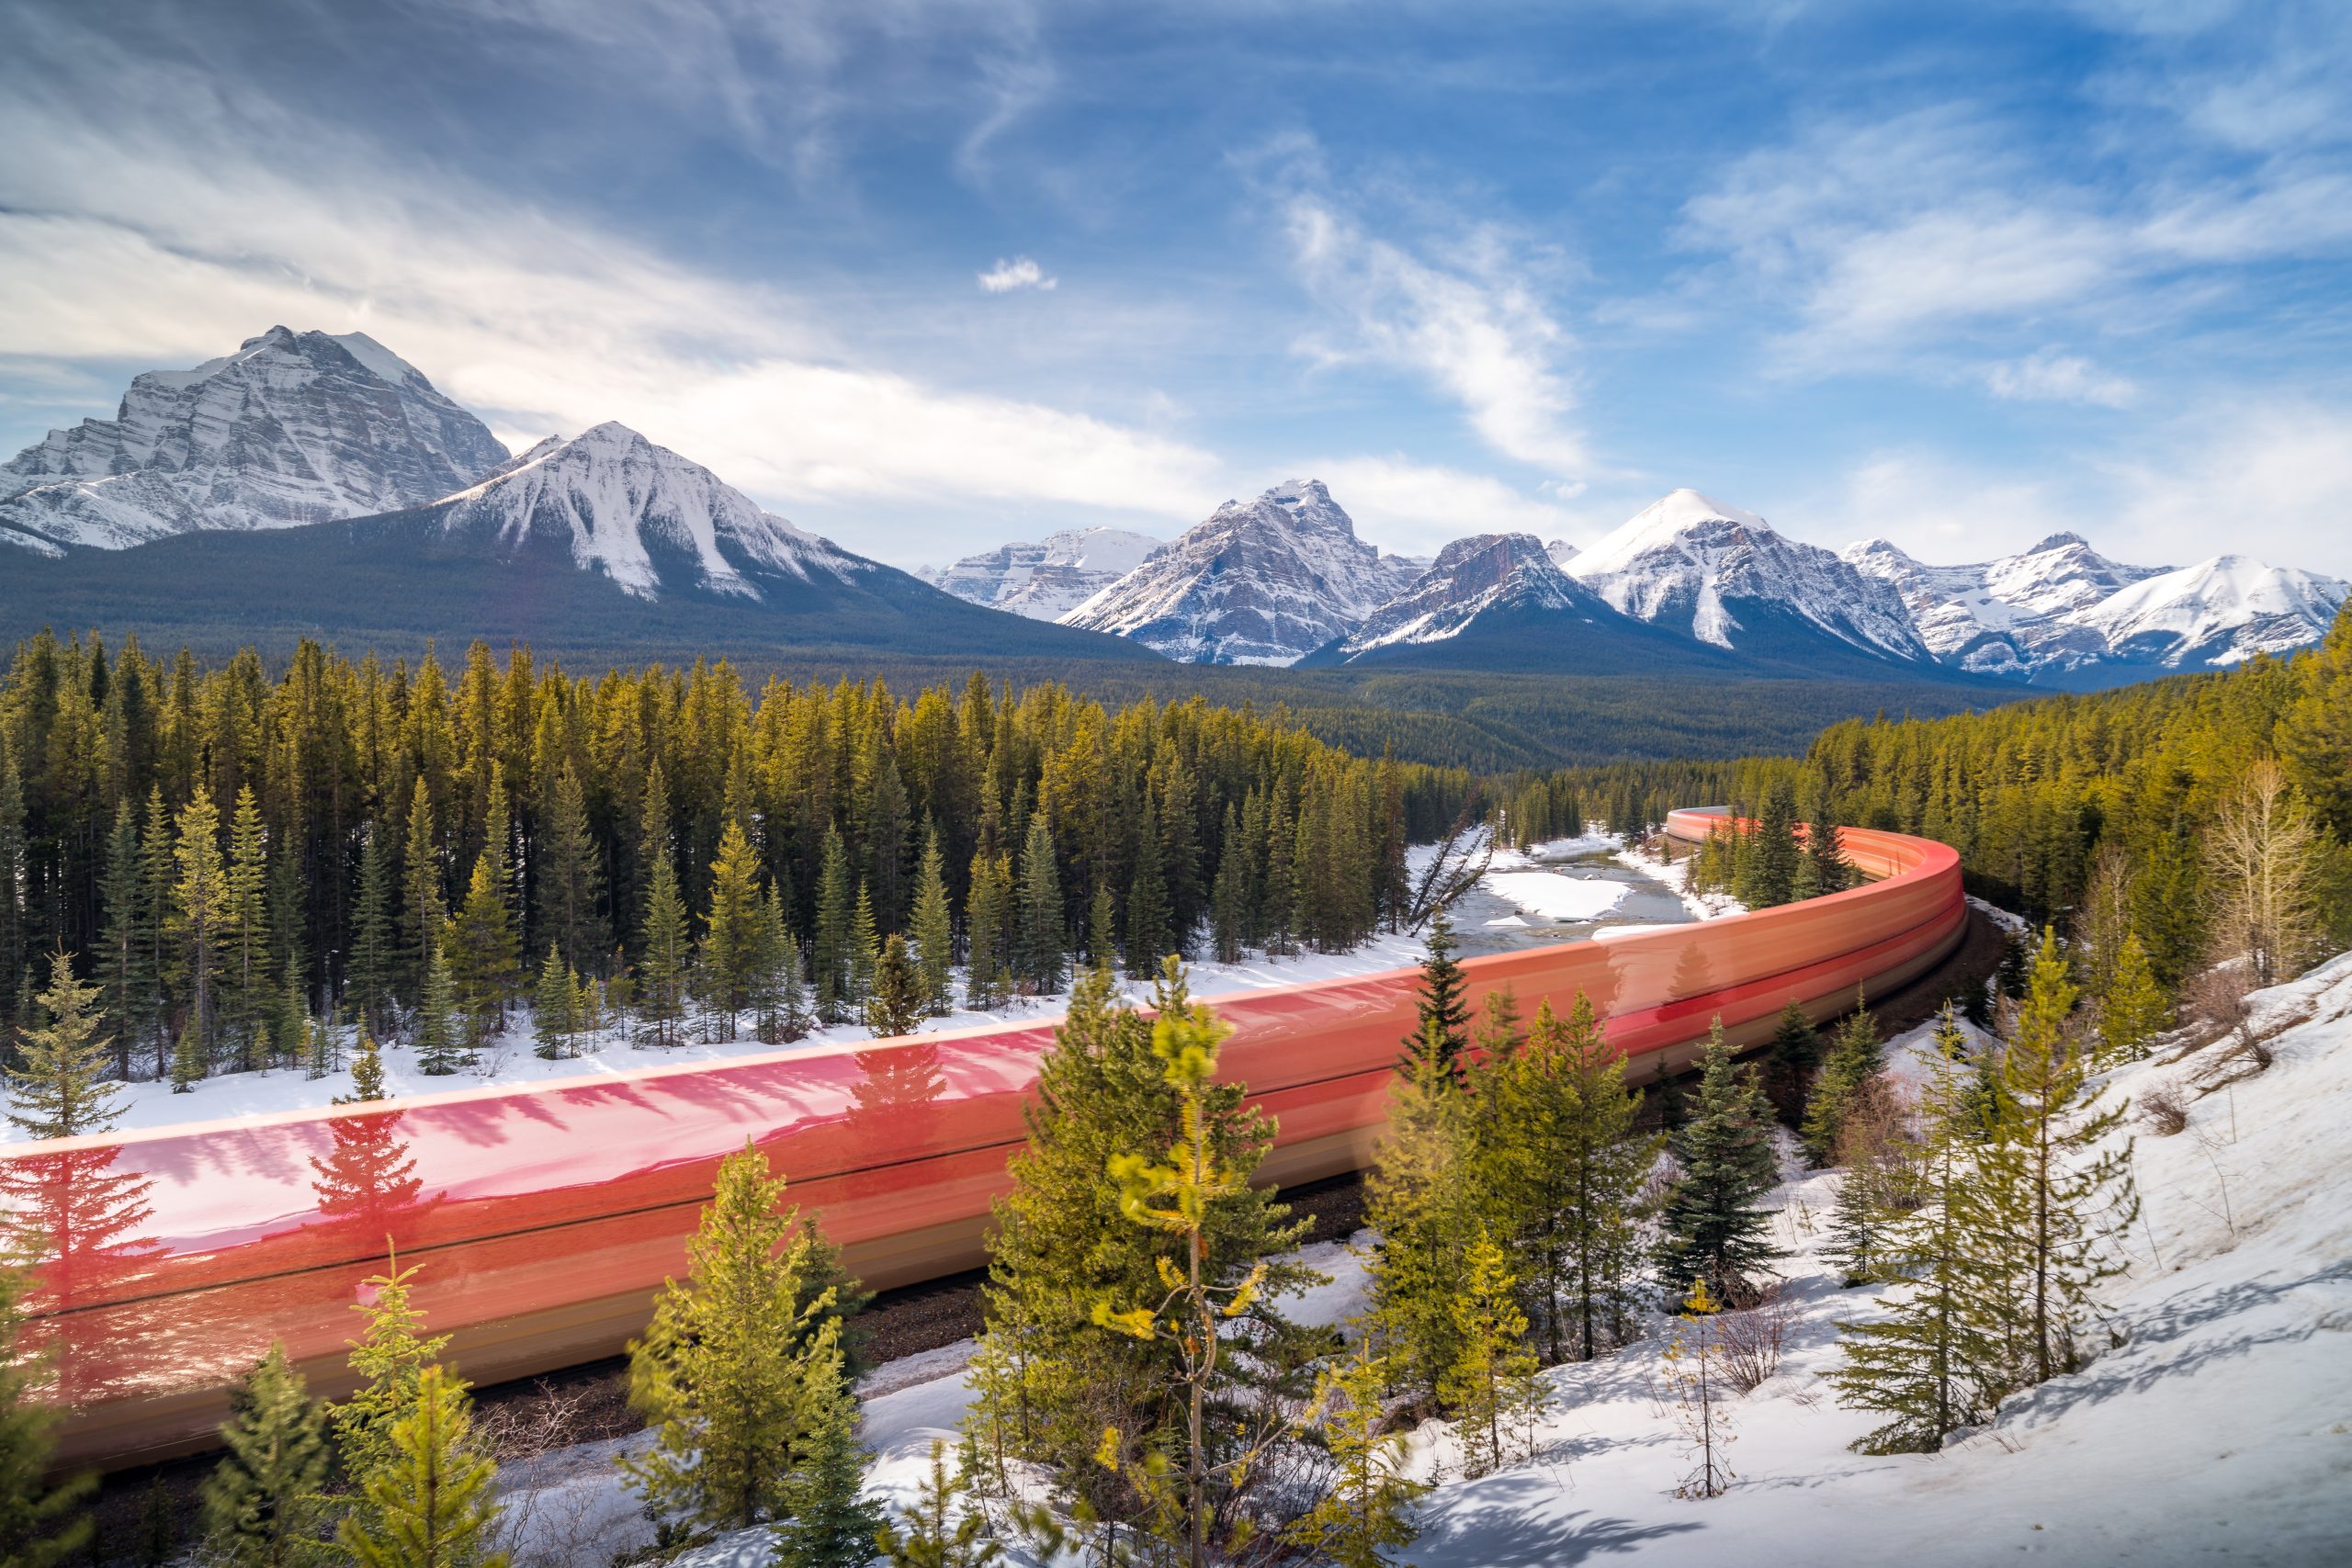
2,812,1961,1470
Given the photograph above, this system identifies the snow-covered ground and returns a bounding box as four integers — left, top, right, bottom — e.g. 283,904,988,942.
1612,837,1746,921
34,830,1703,1144
569,946,2352,1568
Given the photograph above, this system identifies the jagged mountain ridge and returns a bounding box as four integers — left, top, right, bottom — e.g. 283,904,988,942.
1057,479,1426,665
927,525,1164,620
0,327,509,554
1562,489,1933,668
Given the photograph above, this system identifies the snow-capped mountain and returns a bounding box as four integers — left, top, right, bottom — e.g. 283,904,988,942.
1842,534,2344,682
1544,538,1580,570
0,326,508,555
1841,533,2170,677
1318,533,1603,657
421,422,859,601
1059,479,1425,665
1564,490,1930,666
927,526,1164,620
2071,555,2348,671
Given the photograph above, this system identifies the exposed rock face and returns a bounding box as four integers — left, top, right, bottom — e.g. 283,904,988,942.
928,526,1164,620
1842,532,2170,676
1059,479,1423,664
1566,489,1929,663
1,326,509,554
1328,532,1606,657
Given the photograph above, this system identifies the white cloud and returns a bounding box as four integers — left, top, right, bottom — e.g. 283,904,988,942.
1984,349,2138,409
977,256,1058,293
1282,190,1589,480
0,39,1221,553
1297,456,1583,557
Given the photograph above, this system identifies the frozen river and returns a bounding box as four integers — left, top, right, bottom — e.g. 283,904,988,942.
1445,840,1697,959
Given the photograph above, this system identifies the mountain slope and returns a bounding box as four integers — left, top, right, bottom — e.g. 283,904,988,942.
1564,490,1932,671
0,424,1162,667
928,526,1164,620
2072,554,2349,671
0,326,508,554
1059,479,1423,665
1842,533,2170,677
1297,532,1739,676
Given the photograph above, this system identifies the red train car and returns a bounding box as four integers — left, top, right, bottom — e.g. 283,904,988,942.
3,818,1960,1470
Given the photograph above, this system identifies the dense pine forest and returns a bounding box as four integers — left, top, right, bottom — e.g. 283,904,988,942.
0,632,1482,1086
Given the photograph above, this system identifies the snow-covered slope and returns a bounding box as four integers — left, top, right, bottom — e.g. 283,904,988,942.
1844,535,2346,680
1331,533,1594,654
0,326,508,554
1565,490,1930,664
1059,479,1424,665
1544,537,1580,570
927,526,1163,620
422,423,858,601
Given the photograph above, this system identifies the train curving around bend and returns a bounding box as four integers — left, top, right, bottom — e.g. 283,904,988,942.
2,814,1961,1470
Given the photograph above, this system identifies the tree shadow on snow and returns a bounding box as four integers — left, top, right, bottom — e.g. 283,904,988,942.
1414,1472,1701,1567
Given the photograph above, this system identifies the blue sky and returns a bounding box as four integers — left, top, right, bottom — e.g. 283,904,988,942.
4,0,2349,573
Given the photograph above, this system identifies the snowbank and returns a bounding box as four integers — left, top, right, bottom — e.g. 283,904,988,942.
1480,870,1627,922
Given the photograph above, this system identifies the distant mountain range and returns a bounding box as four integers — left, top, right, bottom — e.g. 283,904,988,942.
6,328,2341,688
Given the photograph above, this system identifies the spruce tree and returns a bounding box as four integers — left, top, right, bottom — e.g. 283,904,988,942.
1740,779,1802,908
1209,807,1250,964
337,1364,506,1568
534,761,605,971
638,845,691,1049
2096,931,2167,1065
532,945,573,1060
624,1141,854,1533
1014,816,1063,994
1365,1022,1473,1404
1801,992,1882,1166
1804,815,1853,899
0,1267,94,1568
962,852,1011,1011
171,1023,203,1094
401,779,443,993
1655,1025,1783,1306
1285,1339,1424,1568
444,854,518,1049
349,824,399,1036
224,786,273,1070
136,787,177,1079
0,740,19,1032
909,827,956,1017
1085,882,1118,974
849,884,880,1006
1400,909,1471,1085
865,935,926,1040
1126,795,1171,979
772,1377,884,1568
1471,991,1654,1363
874,1442,998,1568
814,828,855,1023
97,802,153,1078
1831,1031,2010,1452
175,784,230,1066
1762,998,1821,1123
340,1028,389,1105
703,820,767,1039
1984,930,2138,1384
414,942,462,1075
199,1341,330,1568
332,1252,453,1493
6,953,126,1141
1440,1226,1545,1478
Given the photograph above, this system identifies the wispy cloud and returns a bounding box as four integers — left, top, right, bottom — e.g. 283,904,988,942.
1297,456,1582,557
978,256,1058,293
1984,349,2138,408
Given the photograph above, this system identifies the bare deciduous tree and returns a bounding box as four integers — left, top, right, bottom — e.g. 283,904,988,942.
2204,758,2323,987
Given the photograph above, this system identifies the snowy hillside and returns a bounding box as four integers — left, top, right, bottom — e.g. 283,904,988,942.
0,326,508,554
423,422,862,602
1845,534,2346,680
1566,490,1930,664
927,526,1163,620
1059,479,1425,665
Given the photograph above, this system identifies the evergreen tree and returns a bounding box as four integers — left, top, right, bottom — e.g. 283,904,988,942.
1655,1025,1783,1306
0,1268,94,1568
1762,998,1822,1123
1209,807,1250,964
1804,815,1854,899
814,828,855,1024
339,1028,388,1105
171,1023,203,1094
444,854,519,1049
873,1443,999,1568
1400,909,1471,1086
174,784,230,1065
1364,1023,1473,1404
1471,992,1655,1363
1984,930,2138,1384
413,943,462,1075
97,802,153,1079
6,953,126,1141
865,935,926,1040
1739,779,1803,908
909,827,956,1017
401,780,443,992
337,1364,506,1568
533,761,605,971
1285,1339,1424,1568
199,1342,330,1568
962,852,1011,1011
349,824,399,1036
849,884,880,1005
136,787,177,1079
702,819,768,1039
224,786,273,1070
332,1252,453,1493
623,1141,854,1534
0,741,19,1033
1125,795,1172,979
638,842,691,1049
2096,931,2168,1065
772,1379,884,1568
750,898,808,1045
1440,1227,1545,1478
1801,993,1882,1166
532,945,574,1060
1831,1029,2011,1453
1014,817,1063,994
